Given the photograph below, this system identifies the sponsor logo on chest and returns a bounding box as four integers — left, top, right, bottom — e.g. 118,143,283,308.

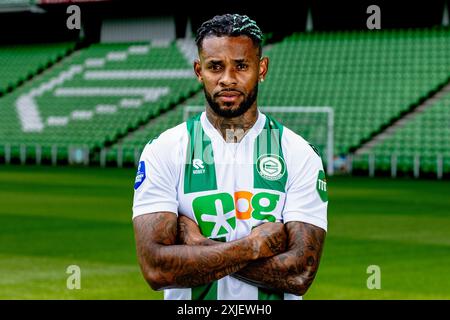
191,190,282,239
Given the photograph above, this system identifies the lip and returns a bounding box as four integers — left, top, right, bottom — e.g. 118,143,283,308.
216,91,242,102
219,95,240,103
217,91,242,97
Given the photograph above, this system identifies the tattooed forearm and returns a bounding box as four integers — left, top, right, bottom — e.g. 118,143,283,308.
264,229,286,255
177,214,217,246
174,262,247,287
232,221,326,296
133,212,285,290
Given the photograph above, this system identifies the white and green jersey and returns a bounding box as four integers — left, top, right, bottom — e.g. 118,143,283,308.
133,110,328,300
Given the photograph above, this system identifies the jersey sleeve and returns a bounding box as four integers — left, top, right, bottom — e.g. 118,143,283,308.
282,143,328,232
132,138,179,219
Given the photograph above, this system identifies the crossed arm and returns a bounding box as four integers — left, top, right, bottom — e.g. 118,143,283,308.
233,222,325,295
134,211,325,295
178,215,326,295
133,212,286,290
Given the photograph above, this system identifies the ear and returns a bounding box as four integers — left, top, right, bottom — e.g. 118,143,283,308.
193,59,203,83
259,56,269,82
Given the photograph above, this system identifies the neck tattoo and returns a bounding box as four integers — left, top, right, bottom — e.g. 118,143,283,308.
206,106,258,143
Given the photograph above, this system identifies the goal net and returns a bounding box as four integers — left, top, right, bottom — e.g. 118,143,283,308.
184,106,334,175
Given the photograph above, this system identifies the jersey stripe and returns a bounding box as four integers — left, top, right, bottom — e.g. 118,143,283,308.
258,287,283,300
253,114,288,193
192,281,218,300
184,114,217,194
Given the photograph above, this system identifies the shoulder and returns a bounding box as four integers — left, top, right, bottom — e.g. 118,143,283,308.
282,126,322,164
140,122,188,161
149,122,187,147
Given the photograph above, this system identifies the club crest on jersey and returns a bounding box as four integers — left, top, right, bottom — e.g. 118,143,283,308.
134,161,146,190
256,154,286,181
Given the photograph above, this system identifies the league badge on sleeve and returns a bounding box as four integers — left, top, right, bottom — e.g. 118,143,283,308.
316,170,328,202
134,161,146,190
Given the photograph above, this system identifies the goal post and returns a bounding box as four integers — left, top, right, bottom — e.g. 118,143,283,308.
184,106,334,175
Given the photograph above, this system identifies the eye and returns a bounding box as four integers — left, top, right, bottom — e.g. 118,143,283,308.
208,64,222,71
237,63,248,70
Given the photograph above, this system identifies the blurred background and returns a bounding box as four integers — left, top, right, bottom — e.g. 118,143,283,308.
0,0,449,299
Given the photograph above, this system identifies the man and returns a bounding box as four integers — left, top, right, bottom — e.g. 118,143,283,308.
133,13,328,300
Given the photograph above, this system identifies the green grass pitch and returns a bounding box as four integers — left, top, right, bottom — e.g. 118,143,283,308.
0,165,449,299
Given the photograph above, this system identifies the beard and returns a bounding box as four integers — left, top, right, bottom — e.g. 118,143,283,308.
204,83,258,119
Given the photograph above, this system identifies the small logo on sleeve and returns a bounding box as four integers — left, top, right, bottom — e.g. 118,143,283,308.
134,161,146,190
316,170,328,202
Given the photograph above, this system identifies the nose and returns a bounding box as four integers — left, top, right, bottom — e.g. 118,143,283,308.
219,67,237,87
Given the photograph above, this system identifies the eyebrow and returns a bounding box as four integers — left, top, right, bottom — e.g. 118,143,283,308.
206,60,223,64
205,59,249,64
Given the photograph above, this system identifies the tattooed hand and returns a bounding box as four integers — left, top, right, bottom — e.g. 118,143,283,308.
233,222,326,295
250,222,287,258
178,215,207,245
178,215,288,257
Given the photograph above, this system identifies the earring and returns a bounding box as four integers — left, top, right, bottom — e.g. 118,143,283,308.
260,78,264,83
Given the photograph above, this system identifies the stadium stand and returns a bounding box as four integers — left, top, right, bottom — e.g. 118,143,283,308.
107,27,450,174
1,27,449,176
257,27,450,156
104,93,199,165
354,89,450,175
0,42,76,95
0,41,200,164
